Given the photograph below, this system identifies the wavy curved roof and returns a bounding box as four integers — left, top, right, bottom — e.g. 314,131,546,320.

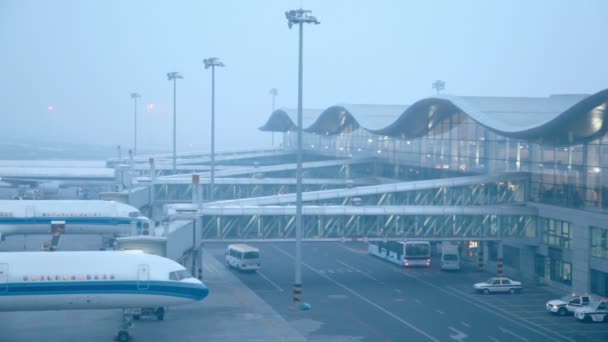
259,89,608,145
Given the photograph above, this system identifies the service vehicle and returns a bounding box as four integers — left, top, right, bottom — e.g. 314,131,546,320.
369,240,431,267
473,277,522,294
574,300,608,323
225,243,261,271
546,294,594,316
440,242,460,271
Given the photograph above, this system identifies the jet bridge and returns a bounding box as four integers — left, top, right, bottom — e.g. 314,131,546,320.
195,204,537,241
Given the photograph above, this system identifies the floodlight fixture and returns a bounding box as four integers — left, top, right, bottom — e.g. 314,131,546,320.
432,80,446,94
203,57,225,69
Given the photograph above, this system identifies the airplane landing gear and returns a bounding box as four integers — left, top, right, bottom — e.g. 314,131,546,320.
117,330,130,342
155,307,165,321
117,309,134,342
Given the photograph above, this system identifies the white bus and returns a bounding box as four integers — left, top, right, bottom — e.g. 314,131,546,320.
368,240,431,267
225,244,261,271
440,242,460,270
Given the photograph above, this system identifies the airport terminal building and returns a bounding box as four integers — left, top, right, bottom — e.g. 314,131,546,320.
261,89,608,296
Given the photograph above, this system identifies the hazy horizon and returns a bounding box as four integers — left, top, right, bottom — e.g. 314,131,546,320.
2,0,606,152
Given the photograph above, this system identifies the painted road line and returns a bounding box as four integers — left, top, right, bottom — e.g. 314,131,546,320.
394,289,402,293
336,259,384,284
435,309,445,315
447,286,574,342
448,327,467,341
353,249,573,342
460,322,471,328
257,270,284,292
273,244,440,342
499,326,529,341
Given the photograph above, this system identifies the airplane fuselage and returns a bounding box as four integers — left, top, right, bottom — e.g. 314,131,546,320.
0,251,208,311
0,200,151,239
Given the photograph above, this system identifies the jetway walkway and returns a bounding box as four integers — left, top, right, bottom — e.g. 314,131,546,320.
206,172,527,207
159,158,370,179
158,172,533,241
109,147,284,165
190,203,536,241
149,177,378,204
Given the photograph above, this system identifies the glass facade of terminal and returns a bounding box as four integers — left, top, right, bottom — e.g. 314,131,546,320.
288,111,608,212
591,226,608,259
281,101,608,293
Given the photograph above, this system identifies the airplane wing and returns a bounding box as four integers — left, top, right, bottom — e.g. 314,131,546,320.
0,177,42,187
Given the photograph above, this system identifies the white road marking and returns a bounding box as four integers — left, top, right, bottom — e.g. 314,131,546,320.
336,259,384,284
413,298,423,304
499,326,529,341
488,336,502,342
257,270,283,292
273,245,440,342
447,286,571,342
460,322,471,328
361,253,573,342
448,326,468,341
394,289,402,293
435,309,445,315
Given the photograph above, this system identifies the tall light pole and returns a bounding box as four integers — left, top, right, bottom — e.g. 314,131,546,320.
130,93,141,156
285,8,319,308
167,72,183,173
432,80,446,95
203,57,224,201
269,88,278,146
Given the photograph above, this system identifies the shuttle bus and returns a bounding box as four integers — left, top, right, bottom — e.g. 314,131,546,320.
225,244,261,271
369,240,431,267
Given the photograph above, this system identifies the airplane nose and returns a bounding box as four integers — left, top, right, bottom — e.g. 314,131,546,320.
196,282,209,300
181,278,209,300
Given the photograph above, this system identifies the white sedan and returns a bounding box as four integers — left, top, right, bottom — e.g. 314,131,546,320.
574,300,608,323
473,277,522,294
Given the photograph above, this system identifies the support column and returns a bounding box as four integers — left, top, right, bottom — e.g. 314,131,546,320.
497,242,504,276
571,223,590,293
149,158,156,219
483,242,489,269
192,175,200,204
477,241,485,272
198,244,204,281
519,245,536,280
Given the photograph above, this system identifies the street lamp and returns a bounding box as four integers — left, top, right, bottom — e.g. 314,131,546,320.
130,93,141,156
432,80,446,95
167,72,183,173
285,8,319,308
269,88,278,146
203,57,224,201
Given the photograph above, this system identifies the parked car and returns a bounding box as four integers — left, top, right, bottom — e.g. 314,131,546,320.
574,300,608,323
546,294,594,316
473,277,522,294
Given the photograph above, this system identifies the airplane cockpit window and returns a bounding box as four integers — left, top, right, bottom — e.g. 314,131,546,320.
128,211,142,218
169,270,193,281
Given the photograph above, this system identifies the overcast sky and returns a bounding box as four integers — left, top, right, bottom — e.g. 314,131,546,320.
1,0,606,152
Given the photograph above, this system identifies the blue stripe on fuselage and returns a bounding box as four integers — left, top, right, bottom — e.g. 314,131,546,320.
0,217,140,226
0,281,208,301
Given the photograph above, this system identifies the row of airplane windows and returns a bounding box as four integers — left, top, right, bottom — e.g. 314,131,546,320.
41,213,104,217
23,274,116,281
0,213,106,217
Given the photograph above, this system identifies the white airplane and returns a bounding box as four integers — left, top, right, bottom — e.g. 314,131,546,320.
0,166,116,195
0,251,209,341
0,200,152,243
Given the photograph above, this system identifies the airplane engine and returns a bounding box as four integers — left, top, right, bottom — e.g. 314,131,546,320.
39,181,60,195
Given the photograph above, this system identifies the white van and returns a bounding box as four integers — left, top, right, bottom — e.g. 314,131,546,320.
440,242,460,271
225,244,261,271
